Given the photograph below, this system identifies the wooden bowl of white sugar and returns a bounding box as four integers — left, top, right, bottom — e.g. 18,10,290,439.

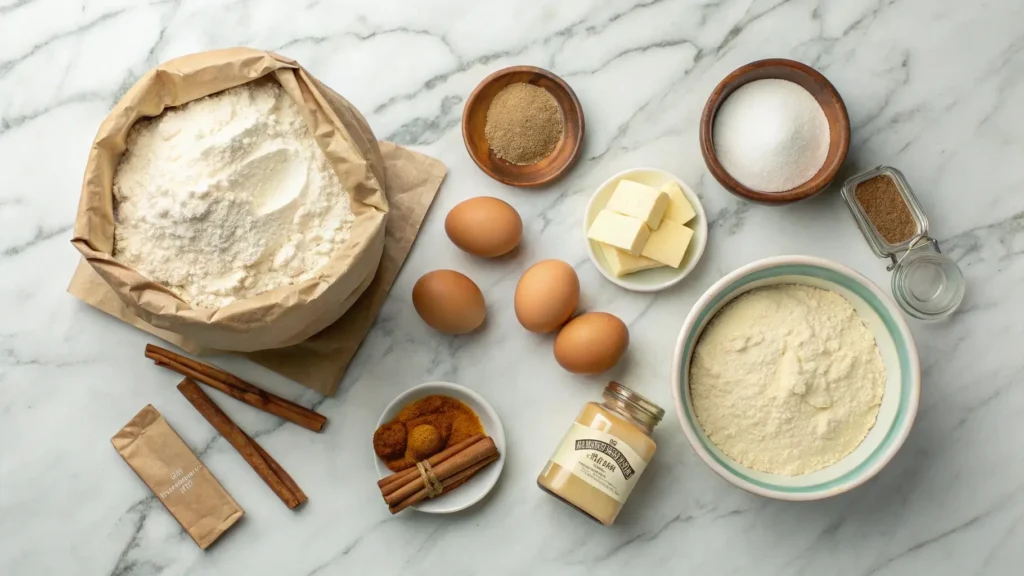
671,255,920,500
699,59,850,204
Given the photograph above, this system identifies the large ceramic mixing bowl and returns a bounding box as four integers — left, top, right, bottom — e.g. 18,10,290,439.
671,255,920,500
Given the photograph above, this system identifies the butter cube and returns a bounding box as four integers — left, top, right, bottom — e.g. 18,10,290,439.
606,180,669,230
659,181,696,225
599,243,664,277
587,210,650,256
641,219,694,268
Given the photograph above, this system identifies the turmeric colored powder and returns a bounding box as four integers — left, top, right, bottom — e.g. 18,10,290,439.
374,395,484,472
408,424,444,461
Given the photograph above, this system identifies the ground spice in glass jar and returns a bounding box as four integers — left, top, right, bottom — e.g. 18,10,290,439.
854,174,917,244
484,82,563,165
537,381,664,526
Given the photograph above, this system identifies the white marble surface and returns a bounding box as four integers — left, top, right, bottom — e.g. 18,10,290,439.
2,0,1022,574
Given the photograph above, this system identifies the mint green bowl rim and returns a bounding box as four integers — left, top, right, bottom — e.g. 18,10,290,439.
671,255,921,501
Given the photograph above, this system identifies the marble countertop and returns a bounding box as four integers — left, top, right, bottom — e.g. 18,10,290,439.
2,0,1022,574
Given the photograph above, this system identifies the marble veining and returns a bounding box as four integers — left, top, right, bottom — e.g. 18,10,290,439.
2,0,1023,574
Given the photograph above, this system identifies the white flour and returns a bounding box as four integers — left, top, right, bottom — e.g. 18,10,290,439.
112,79,354,308
713,79,830,193
690,285,885,476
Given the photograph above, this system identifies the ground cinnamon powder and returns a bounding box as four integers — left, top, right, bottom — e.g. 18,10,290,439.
485,82,563,165
855,174,917,245
373,395,484,472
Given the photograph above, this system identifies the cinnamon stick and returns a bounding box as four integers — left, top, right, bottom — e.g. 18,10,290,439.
383,437,497,507
147,344,326,432
177,378,306,509
377,433,485,495
388,453,500,515
251,436,306,504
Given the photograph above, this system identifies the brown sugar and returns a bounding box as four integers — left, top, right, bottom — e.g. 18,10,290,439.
855,175,917,245
484,82,563,165
372,422,406,460
374,395,484,472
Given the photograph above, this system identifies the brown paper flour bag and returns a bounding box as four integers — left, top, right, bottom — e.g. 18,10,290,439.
69,142,446,395
72,48,387,352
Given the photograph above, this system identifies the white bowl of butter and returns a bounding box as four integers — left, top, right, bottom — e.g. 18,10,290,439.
584,168,708,292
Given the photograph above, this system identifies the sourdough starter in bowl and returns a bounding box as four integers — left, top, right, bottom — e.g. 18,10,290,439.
112,79,354,309
689,284,885,476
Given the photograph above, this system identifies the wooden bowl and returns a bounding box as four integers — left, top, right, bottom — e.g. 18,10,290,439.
699,58,850,204
462,66,584,187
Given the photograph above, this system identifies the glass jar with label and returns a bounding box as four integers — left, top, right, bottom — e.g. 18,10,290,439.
537,381,664,525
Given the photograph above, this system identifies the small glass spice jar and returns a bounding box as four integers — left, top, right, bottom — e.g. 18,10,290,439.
537,381,664,526
841,166,965,320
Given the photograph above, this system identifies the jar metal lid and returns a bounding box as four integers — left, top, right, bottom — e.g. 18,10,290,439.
604,382,665,425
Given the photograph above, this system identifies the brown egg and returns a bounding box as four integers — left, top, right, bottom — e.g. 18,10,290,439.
514,259,580,333
412,270,486,334
445,197,523,257
554,312,629,374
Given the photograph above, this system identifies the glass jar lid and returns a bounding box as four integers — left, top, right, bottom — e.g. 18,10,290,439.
890,237,965,320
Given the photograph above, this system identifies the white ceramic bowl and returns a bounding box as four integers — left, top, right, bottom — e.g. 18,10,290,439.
584,167,708,292
671,256,921,501
374,382,506,513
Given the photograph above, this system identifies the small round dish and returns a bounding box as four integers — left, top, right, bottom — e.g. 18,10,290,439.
699,58,850,204
374,382,506,514
462,65,584,187
671,255,920,501
584,168,708,292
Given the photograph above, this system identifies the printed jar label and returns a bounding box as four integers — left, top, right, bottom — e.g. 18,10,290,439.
549,422,648,503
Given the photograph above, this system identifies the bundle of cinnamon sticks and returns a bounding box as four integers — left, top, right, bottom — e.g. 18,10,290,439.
377,434,500,514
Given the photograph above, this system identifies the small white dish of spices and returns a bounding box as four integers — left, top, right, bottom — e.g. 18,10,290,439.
462,65,584,187
584,168,708,292
841,166,965,320
373,382,506,514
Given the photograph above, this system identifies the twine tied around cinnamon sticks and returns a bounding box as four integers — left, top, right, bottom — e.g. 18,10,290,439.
416,461,444,498
377,434,500,514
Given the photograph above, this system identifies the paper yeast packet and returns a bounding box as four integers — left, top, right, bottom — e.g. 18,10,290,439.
112,405,243,549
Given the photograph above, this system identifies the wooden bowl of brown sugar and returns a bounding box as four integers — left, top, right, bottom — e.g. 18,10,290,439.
462,65,584,187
